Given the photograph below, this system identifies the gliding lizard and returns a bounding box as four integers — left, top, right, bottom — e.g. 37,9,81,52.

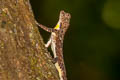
36,10,71,80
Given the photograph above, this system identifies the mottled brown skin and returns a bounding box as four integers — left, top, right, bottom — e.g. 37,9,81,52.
55,11,70,80
36,10,71,80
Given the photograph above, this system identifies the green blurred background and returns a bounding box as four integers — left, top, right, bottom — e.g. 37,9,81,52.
30,0,120,80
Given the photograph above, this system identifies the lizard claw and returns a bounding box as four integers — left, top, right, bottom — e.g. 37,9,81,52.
52,57,58,64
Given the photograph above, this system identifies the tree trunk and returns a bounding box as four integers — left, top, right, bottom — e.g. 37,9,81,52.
0,0,59,80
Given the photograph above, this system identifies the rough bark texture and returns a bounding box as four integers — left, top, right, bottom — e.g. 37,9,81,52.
0,0,59,80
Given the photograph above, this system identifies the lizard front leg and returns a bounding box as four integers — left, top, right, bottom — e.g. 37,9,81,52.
35,20,55,33
45,38,51,48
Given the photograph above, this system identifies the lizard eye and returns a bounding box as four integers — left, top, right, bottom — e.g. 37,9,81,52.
60,10,65,15
60,10,65,18
66,13,71,19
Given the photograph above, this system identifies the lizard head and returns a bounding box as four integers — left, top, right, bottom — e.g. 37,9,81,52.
54,10,71,34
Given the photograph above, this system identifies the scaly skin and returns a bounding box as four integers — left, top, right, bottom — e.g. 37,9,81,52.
36,10,71,80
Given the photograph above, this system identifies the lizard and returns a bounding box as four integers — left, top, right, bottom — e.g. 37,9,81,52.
35,10,71,80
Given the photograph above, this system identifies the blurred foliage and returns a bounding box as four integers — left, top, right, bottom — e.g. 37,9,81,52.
102,0,120,29
30,0,120,80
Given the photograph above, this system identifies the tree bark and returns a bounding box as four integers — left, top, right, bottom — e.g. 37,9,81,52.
0,0,59,80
